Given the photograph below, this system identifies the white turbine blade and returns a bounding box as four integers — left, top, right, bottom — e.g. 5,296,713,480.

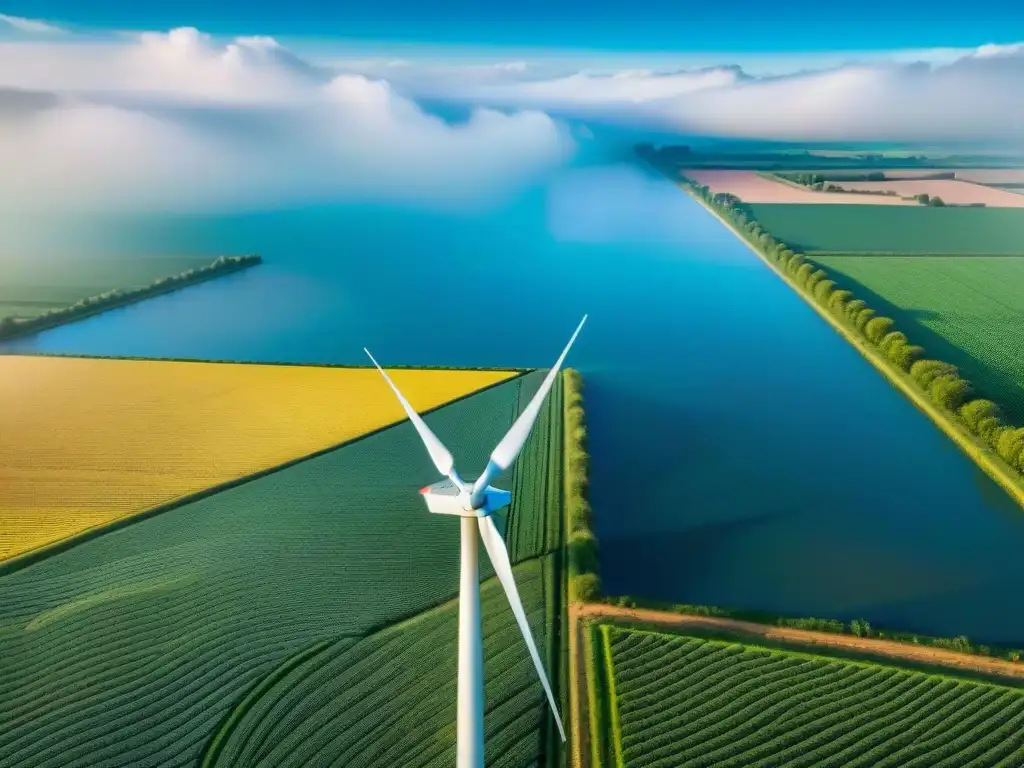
478,515,566,743
472,315,586,501
365,348,454,478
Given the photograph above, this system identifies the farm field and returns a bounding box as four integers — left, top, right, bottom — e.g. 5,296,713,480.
0,256,210,320
954,169,1024,185
0,356,516,562
683,170,915,205
812,255,1024,424
836,179,1024,208
746,204,1024,254
595,624,1024,768
0,369,566,767
205,557,561,768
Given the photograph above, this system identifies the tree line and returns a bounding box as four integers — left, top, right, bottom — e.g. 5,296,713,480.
564,368,600,603
0,255,262,341
690,181,1024,479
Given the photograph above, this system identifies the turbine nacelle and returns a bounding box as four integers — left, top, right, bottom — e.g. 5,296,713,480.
419,479,512,517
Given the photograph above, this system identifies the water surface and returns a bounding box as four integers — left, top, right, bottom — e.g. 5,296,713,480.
6,164,1024,644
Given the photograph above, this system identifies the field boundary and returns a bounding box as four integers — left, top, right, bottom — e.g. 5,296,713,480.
0,369,532,575
684,187,1024,512
0,351,524,372
578,604,1024,683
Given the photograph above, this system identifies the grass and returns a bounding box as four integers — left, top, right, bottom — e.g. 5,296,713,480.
0,356,516,562
0,370,566,767
0,256,211,319
746,204,1024,254
203,557,560,768
813,256,1024,424
600,624,1024,768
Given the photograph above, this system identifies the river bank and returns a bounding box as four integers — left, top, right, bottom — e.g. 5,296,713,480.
683,187,1024,512
0,255,262,342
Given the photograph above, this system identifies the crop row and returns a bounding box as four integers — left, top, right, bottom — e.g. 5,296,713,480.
605,627,1024,768
811,255,1024,425
206,558,557,768
0,372,560,766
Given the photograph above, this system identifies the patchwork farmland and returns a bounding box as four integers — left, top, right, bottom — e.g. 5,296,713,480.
0,356,515,561
590,624,1024,768
834,179,1024,208
812,255,1024,424
683,170,916,205
0,362,567,767
745,204,1024,254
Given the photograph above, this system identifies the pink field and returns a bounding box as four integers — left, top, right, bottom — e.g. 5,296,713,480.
684,170,917,205
838,179,1024,208
953,169,1024,184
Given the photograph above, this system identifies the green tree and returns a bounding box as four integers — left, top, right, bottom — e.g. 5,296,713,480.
854,308,876,333
917,193,930,204
930,374,973,411
795,263,814,287
996,428,1024,467
976,416,1003,445
878,330,908,354
828,289,853,315
865,316,895,344
928,196,946,207
844,299,867,321
959,399,1001,432
787,254,806,276
910,359,958,388
568,530,599,575
813,279,835,304
806,269,827,293
570,573,600,602
889,343,925,372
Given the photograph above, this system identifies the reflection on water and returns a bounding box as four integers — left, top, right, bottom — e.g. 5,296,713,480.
5,164,1024,643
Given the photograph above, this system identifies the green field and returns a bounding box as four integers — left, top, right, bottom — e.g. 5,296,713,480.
813,255,1024,424
0,370,566,767
746,204,1024,254
0,256,210,319
595,625,1024,768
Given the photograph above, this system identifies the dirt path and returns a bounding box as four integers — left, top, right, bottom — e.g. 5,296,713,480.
568,603,589,768
577,603,1024,681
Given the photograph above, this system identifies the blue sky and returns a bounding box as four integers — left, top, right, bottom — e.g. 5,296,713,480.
5,0,1024,54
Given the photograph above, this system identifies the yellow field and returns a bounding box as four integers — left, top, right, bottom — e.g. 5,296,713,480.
0,356,516,562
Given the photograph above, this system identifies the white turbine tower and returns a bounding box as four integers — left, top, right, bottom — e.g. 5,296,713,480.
365,315,586,768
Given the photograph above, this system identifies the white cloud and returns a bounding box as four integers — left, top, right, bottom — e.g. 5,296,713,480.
0,28,575,213
400,46,1024,143
0,13,63,35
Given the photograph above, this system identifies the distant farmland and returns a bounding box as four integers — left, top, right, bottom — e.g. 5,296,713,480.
0,356,515,561
0,368,566,767
747,204,1024,254
594,625,1024,768
0,256,210,320
836,179,1024,208
684,170,915,205
812,255,1024,424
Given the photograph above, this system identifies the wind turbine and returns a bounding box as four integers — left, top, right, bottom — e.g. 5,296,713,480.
364,315,586,768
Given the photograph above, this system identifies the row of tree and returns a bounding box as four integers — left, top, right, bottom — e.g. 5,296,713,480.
0,255,262,341
774,173,948,205
689,182,1024,477
564,368,600,603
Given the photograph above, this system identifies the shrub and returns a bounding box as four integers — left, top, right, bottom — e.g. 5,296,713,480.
959,399,1001,432
795,263,814,287
828,289,853,315
996,428,1024,467
854,308,875,333
878,331,908,354
568,530,599,575
844,299,867,320
813,279,835,304
910,359,958,389
930,374,973,411
865,317,895,344
888,343,925,372
571,574,600,602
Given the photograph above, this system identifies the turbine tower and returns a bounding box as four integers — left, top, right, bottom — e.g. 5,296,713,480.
365,315,586,768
